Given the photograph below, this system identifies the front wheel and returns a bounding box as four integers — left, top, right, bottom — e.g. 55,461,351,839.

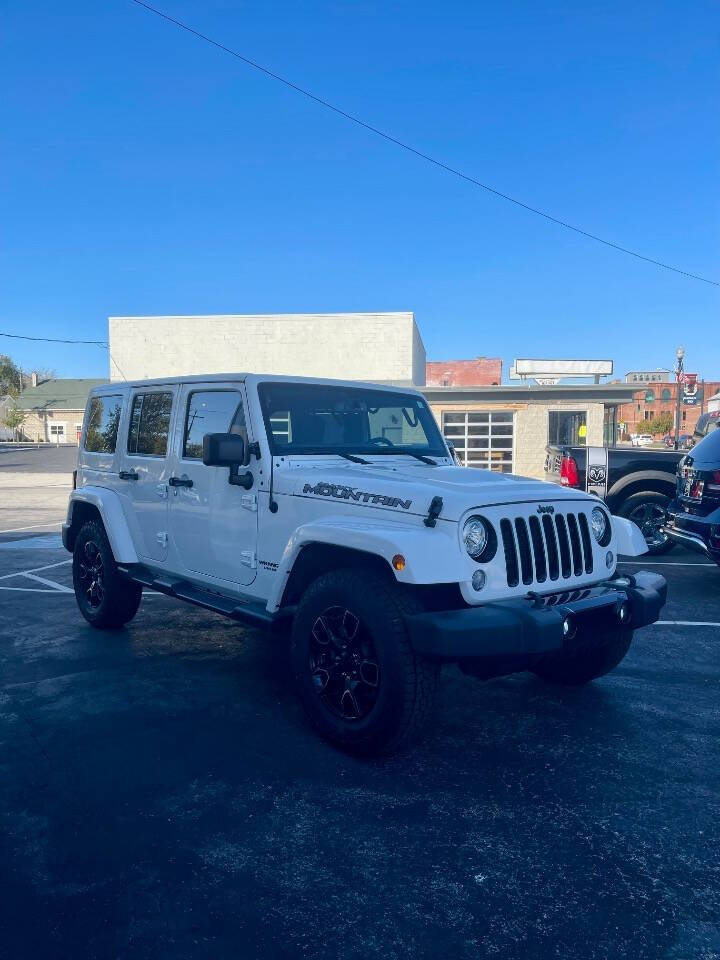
73,519,142,629
534,628,633,685
291,569,439,755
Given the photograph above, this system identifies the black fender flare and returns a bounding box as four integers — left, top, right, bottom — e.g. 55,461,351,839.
606,470,676,508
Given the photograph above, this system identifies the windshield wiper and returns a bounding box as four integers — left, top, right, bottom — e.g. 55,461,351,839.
338,452,371,464
405,452,437,466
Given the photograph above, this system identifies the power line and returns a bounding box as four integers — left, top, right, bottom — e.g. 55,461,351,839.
131,0,718,288
0,331,108,345
0,330,127,380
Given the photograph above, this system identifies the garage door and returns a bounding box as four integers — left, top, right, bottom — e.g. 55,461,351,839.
441,411,514,472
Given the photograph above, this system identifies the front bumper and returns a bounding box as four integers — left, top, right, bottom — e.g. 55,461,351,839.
405,571,667,662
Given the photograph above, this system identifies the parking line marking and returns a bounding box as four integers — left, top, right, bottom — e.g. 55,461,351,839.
22,573,73,593
0,585,66,593
653,620,720,627
0,520,64,534
0,559,71,582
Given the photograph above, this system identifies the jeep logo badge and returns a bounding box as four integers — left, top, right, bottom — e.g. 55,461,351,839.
537,505,555,514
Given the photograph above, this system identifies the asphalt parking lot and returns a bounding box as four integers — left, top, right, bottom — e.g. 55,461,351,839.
1,488,719,959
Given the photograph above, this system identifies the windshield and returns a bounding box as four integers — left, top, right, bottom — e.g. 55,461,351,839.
258,382,447,457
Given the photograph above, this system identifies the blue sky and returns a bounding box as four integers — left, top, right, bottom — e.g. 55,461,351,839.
1,0,718,381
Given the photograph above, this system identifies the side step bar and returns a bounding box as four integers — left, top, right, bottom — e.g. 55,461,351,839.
117,564,293,630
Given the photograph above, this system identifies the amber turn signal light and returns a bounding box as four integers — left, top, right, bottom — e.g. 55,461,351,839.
392,554,406,571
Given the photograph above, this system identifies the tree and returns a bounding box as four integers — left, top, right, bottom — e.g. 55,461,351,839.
646,412,674,436
0,354,22,398
2,405,27,441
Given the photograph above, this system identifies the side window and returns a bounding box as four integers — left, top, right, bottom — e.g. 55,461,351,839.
183,391,246,459
127,392,173,457
84,394,123,453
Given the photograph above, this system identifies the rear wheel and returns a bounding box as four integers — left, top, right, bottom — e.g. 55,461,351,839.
73,520,142,628
291,569,439,755
534,628,633,685
618,491,674,555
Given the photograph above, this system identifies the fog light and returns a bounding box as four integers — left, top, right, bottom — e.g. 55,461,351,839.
471,570,487,592
617,601,631,624
606,550,614,569
392,554,406,571
562,615,577,639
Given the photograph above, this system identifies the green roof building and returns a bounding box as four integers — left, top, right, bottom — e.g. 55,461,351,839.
13,377,108,444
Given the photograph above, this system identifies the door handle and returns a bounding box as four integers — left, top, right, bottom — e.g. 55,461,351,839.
168,476,194,488
119,470,138,481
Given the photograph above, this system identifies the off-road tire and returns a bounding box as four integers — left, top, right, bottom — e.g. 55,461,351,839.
534,628,633,685
72,519,142,629
291,569,439,755
617,491,674,555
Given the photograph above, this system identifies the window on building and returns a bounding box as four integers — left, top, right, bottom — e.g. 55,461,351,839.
603,407,617,445
441,411,514,472
127,392,173,456
682,411,687,423
548,411,587,446
661,389,671,402
84,394,123,453
183,390,246,459
645,389,655,402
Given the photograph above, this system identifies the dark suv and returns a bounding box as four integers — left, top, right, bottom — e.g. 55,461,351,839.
663,423,720,567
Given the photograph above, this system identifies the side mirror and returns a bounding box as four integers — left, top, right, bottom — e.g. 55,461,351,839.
203,432,247,467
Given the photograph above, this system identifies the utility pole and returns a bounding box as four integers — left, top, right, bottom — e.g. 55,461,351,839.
674,346,685,451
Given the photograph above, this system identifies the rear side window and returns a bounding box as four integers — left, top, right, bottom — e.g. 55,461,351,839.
183,390,246,459
127,392,173,457
84,395,123,453
692,427,720,463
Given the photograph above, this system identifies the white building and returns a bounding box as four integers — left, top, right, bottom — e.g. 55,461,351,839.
109,313,426,386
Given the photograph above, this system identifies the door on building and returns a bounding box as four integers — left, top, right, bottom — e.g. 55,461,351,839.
120,389,175,563
167,384,258,587
50,423,66,443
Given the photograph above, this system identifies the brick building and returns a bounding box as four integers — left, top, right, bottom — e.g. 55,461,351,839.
425,357,502,387
617,379,720,437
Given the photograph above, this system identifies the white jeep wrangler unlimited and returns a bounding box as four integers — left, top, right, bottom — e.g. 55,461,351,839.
64,374,667,754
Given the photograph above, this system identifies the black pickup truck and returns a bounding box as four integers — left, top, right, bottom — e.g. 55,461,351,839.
545,444,683,554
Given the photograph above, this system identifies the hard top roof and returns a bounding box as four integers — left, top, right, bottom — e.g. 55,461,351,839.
91,373,424,396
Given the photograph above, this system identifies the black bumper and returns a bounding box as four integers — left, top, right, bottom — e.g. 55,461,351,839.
662,500,720,561
405,571,667,662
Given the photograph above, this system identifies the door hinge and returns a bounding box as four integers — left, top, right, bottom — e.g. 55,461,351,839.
241,493,257,512
156,531,168,547
240,550,257,569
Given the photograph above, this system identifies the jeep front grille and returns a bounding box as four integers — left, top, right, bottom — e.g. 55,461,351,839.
500,511,594,588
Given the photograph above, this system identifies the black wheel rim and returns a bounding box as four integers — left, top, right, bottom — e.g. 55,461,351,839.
308,606,380,721
628,502,668,549
77,540,105,608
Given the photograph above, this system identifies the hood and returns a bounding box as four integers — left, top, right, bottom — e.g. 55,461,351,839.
278,457,594,522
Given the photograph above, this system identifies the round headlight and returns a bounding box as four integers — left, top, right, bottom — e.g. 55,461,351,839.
463,516,491,560
591,506,609,544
